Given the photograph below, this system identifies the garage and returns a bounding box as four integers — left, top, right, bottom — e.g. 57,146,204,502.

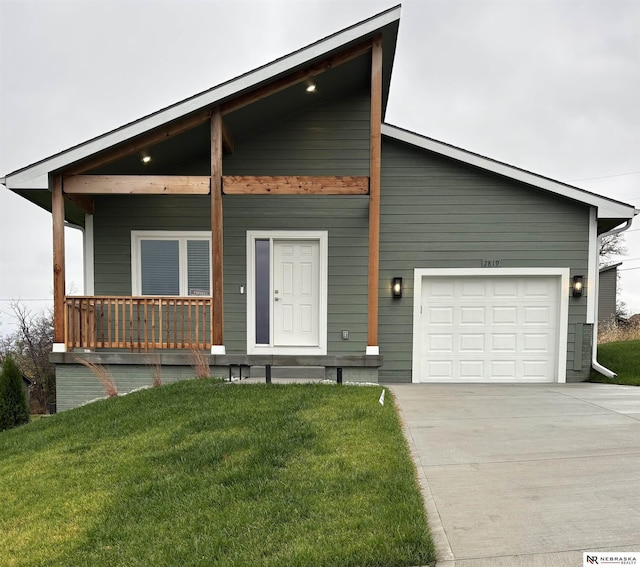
412,269,569,383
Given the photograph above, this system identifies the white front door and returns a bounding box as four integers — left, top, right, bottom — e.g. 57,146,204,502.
273,239,320,347
247,231,328,355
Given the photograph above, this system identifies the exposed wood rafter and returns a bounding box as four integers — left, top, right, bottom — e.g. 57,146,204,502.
61,40,370,176
63,175,210,195
223,176,369,195
63,192,94,214
65,109,214,175
220,38,374,115
221,120,234,155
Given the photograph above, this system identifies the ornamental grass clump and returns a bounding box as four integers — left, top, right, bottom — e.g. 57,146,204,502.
74,357,118,398
189,348,210,378
0,354,30,431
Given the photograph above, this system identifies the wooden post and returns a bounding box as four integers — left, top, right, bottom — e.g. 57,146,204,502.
211,108,224,351
52,175,66,346
367,36,383,352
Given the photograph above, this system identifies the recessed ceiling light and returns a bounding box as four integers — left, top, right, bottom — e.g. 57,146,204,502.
306,83,316,93
141,155,152,164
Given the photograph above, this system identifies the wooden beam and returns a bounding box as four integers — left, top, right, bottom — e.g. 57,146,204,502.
63,175,211,195
211,109,224,347
221,119,234,155
221,39,373,116
368,35,383,350
222,175,369,195
63,191,94,214
65,109,213,175
52,175,66,344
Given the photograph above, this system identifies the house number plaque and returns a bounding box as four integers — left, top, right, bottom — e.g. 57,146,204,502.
481,259,502,267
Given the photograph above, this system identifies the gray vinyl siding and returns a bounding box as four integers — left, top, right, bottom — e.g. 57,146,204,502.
93,195,211,295
378,138,591,383
222,195,369,354
222,88,370,176
92,89,371,355
598,268,617,324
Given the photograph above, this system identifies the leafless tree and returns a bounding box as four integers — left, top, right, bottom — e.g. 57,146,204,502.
0,302,55,413
599,233,627,266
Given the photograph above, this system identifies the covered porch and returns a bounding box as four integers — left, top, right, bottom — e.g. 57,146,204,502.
48,35,386,365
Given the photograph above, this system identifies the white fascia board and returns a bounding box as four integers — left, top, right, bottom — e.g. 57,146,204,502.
4,6,400,191
382,124,637,220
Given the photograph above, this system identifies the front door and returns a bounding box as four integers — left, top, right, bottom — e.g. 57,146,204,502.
273,240,320,347
248,231,327,355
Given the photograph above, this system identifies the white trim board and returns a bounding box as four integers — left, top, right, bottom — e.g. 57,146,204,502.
411,268,570,384
84,213,95,296
246,230,328,356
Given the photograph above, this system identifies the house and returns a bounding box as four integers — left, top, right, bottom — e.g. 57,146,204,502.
1,6,637,411
598,263,622,325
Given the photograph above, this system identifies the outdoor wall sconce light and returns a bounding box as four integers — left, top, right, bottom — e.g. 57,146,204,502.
572,275,584,297
392,277,403,299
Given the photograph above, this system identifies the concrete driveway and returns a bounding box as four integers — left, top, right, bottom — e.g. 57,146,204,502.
390,383,640,567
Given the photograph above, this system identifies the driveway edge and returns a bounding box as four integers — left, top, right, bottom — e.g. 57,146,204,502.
391,386,455,564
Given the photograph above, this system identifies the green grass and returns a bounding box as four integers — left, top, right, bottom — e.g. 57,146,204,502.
0,381,435,567
590,340,640,385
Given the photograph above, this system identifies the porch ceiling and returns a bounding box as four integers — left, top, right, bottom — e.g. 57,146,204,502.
87,54,372,176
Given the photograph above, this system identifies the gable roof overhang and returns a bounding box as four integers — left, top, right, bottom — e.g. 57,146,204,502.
599,262,623,274
382,123,638,232
2,5,400,196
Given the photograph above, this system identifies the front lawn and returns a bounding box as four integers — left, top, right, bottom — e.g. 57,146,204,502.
590,340,640,386
0,380,435,567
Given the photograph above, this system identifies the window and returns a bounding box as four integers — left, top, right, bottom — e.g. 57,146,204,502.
132,231,211,296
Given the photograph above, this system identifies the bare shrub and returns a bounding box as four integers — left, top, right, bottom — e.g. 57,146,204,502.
74,357,118,397
190,349,210,378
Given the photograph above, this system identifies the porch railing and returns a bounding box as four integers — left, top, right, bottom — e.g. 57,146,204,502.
64,296,213,352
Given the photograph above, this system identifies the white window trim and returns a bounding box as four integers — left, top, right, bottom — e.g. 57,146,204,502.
411,268,570,384
84,213,95,296
131,230,211,296
246,230,328,355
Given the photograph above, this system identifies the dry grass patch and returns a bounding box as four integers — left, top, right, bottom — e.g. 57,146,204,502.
598,319,640,344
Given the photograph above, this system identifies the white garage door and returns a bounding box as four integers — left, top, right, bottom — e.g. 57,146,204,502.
417,275,560,382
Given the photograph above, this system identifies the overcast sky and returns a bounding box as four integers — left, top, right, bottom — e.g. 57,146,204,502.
1,0,639,335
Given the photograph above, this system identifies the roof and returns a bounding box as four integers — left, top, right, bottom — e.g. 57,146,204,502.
382,123,638,222
1,4,637,229
599,262,623,273
1,5,400,191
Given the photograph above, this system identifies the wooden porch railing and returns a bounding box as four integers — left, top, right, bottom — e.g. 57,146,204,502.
64,296,213,352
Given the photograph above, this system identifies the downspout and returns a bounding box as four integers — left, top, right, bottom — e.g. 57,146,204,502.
591,219,634,378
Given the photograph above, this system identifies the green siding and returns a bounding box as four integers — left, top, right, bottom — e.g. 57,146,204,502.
378,139,591,383
222,195,369,354
223,88,370,176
